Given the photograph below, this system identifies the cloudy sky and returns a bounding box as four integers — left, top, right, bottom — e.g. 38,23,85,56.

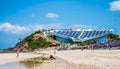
0,0,120,49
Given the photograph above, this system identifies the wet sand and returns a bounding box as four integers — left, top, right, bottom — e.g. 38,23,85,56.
37,57,96,69
19,56,96,69
0,53,41,65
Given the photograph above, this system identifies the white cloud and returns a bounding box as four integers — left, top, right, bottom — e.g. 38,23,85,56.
109,0,120,11
0,22,26,34
0,22,63,35
0,22,99,35
86,28,93,31
46,13,59,18
73,24,97,30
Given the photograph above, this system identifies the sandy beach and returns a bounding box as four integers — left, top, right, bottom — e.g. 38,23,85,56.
0,50,120,69
53,50,120,69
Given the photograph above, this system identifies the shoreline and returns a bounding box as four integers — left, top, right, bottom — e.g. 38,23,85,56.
0,53,41,65
0,50,120,69
0,55,96,69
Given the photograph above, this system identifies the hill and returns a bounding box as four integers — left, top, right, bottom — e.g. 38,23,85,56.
14,30,58,52
0,30,59,53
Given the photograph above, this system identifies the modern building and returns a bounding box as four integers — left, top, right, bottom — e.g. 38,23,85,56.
50,29,112,44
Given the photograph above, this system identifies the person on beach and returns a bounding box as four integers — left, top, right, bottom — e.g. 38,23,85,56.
14,47,21,58
54,47,56,54
48,47,56,60
49,55,56,60
16,48,20,58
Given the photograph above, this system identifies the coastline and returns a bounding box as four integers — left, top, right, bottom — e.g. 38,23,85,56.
0,53,41,65
0,50,120,69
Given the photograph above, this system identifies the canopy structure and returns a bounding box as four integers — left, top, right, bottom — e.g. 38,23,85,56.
50,30,112,43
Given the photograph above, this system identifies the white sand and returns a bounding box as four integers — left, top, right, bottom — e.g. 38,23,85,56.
0,53,41,65
45,50,120,69
0,50,120,69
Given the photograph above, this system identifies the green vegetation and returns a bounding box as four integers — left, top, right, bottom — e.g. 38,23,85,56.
108,33,120,41
34,30,42,34
77,41,96,46
47,35,55,39
23,30,51,50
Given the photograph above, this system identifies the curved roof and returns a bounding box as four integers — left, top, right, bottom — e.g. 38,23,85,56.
50,30,112,42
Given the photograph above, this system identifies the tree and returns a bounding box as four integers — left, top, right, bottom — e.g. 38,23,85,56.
108,33,119,41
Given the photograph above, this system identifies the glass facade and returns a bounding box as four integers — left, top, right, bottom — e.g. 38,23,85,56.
50,30,112,43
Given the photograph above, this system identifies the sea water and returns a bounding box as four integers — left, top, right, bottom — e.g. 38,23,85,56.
0,62,25,69
0,59,43,69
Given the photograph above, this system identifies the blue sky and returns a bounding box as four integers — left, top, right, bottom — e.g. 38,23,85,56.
0,0,120,49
